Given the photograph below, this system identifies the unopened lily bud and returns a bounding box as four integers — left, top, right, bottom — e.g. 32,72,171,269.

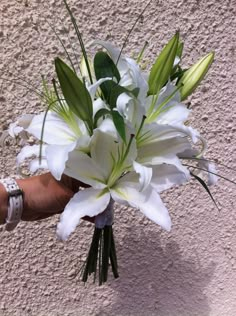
80,56,94,82
148,32,179,96
177,52,214,100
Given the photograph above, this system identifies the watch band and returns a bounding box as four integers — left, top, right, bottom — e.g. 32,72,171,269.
0,178,23,231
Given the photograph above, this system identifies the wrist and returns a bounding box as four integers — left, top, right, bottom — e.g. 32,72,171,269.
0,178,24,230
0,182,9,224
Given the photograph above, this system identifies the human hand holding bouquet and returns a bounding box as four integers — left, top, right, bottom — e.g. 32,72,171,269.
5,0,219,284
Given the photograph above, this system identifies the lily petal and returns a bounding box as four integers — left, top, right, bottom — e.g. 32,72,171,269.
17,144,46,165
198,159,218,186
91,130,118,179
57,188,110,240
9,114,34,138
121,57,149,102
116,93,145,128
27,111,77,145
87,77,112,100
179,149,218,185
111,183,171,231
64,150,107,189
97,117,118,138
157,103,190,125
46,142,77,180
133,161,152,192
138,137,191,165
151,164,189,192
93,98,107,118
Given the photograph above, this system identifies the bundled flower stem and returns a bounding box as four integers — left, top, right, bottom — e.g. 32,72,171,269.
82,201,119,284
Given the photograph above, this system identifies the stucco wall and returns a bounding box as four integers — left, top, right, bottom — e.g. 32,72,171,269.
0,0,236,315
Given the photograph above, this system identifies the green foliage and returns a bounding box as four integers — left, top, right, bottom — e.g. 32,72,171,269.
94,51,121,102
111,110,126,142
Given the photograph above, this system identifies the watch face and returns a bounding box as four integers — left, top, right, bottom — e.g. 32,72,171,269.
8,189,23,197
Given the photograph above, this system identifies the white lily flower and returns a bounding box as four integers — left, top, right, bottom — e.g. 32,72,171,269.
57,129,173,240
18,110,89,180
15,109,90,179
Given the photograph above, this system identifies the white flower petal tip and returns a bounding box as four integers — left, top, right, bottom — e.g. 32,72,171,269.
56,188,110,240
163,218,172,232
56,222,71,241
88,77,112,99
206,162,218,186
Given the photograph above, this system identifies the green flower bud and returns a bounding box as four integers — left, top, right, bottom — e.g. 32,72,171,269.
148,32,179,96
177,52,214,100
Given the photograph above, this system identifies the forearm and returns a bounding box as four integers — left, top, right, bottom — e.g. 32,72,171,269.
16,174,74,215
0,173,81,223
0,172,88,224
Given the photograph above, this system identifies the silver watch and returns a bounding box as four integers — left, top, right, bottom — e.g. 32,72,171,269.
0,178,23,231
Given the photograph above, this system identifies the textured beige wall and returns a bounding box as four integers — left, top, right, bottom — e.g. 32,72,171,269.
0,0,236,315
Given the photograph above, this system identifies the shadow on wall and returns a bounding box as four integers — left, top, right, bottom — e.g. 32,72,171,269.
97,225,215,316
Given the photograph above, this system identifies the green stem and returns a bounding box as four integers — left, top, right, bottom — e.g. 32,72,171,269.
137,41,148,64
110,227,119,279
81,202,118,285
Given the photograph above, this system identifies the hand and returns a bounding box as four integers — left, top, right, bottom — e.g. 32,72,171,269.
0,173,89,223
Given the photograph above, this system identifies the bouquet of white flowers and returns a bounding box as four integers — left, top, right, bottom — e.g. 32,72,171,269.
7,0,218,285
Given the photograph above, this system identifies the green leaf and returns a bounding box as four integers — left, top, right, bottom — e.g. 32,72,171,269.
170,66,188,82
94,108,111,127
55,57,93,132
111,110,126,142
131,87,140,98
177,52,214,100
190,172,219,210
148,32,179,96
94,51,121,101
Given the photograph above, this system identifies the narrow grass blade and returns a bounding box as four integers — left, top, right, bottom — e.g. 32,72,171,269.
190,171,219,210
183,163,236,186
116,0,153,65
62,0,93,84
